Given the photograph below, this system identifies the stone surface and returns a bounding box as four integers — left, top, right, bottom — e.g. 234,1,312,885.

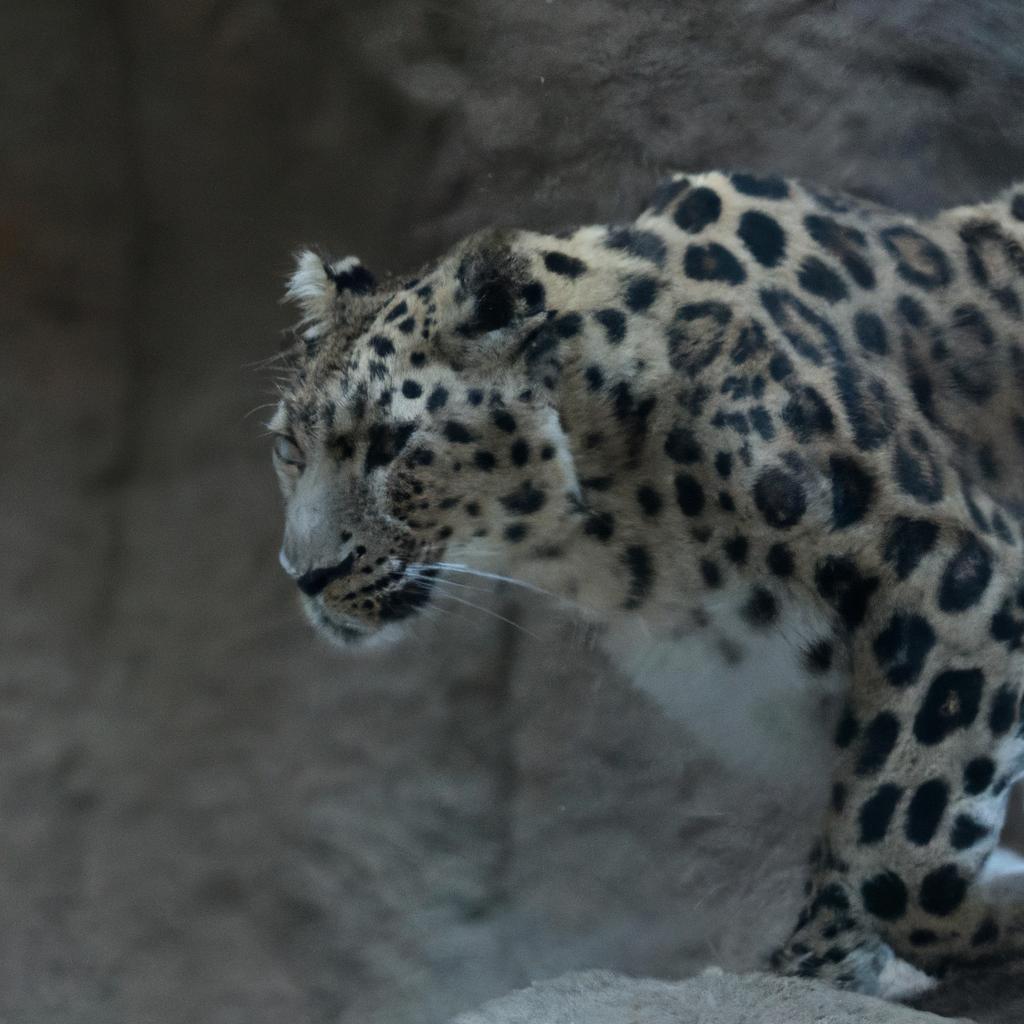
451,969,971,1024
2,1,1024,1022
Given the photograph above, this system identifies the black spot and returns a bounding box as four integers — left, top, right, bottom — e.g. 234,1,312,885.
951,814,990,851
636,485,663,516
767,543,794,578
384,301,408,323
743,586,778,626
862,871,908,921
855,712,899,776
594,308,626,344
521,280,545,312
835,706,859,748
492,409,517,433
1013,194,1024,222
799,257,849,303
500,481,545,515
853,311,888,355
769,351,793,381
749,406,775,440
714,451,733,479
584,365,605,391
805,214,876,289
466,388,484,406
474,450,496,471
666,301,733,378
401,380,422,399
510,439,530,466
883,517,939,580
960,220,1024,315
398,317,415,334
919,865,967,917
364,422,416,472
873,613,935,688
730,320,768,364
905,778,949,845
623,546,654,609
938,533,992,613
760,287,840,365
504,523,528,542
720,535,746,566
684,243,746,285
892,430,944,505
781,386,835,443
675,473,706,517
909,930,939,948
700,559,721,588
625,276,660,312
718,491,735,512
963,757,995,795
673,186,721,232
879,225,952,290
815,556,879,630
829,455,874,529
753,466,807,529
859,784,903,844
543,251,587,278
461,279,515,335
584,511,615,541
914,669,984,745
444,421,474,444
426,386,449,412
835,366,896,452
988,683,1017,736
664,426,703,464
370,335,395,357
731,172,789,199
605,226,667,265
804,639,834,674
545,314,578,342
738,210,786,267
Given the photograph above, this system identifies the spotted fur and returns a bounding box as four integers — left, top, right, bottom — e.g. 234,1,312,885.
269,171,1024,995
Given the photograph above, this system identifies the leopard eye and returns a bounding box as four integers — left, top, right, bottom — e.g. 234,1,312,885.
273,434,305,471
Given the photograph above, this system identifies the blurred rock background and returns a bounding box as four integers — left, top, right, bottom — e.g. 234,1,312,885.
3,2,1024,1022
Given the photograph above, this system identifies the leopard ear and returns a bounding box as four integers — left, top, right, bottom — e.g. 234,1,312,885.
285,250,379,336
444,229,547,344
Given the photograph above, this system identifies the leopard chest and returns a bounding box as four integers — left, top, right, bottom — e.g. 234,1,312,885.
600,586,850,794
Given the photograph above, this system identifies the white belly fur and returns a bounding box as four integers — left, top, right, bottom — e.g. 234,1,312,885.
601,587,849,798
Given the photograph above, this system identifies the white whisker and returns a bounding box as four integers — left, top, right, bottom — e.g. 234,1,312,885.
427,589,541,639
408,561,557,599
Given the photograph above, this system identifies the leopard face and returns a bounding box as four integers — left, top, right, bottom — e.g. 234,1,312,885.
269,240,585,645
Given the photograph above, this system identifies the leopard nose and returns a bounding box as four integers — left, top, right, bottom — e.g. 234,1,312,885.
295,551,357,597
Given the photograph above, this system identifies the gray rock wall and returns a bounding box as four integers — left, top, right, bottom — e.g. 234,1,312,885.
2,2,1023,1022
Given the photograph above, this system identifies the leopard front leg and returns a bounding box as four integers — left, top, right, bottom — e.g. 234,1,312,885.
772,540,1024,996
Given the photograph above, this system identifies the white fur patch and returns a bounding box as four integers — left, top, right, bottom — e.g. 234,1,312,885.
602,588,848,795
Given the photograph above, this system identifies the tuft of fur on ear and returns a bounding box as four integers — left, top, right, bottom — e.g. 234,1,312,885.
284,250,379,339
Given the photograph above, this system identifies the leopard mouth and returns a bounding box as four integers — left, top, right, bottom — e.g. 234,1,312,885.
303,566,439,644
